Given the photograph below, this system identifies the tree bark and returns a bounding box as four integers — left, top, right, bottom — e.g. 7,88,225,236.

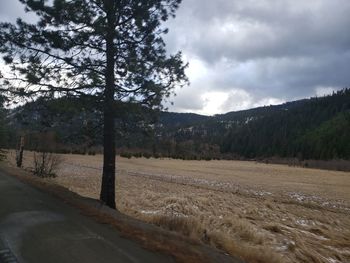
100,0,116,209
16,136,24,167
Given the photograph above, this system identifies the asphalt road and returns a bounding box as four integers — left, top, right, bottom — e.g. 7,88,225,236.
0,171,176,263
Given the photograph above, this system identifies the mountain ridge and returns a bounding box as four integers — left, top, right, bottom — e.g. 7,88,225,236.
3,88,350,161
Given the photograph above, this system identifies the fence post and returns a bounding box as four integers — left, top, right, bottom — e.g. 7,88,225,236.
16,136,24,167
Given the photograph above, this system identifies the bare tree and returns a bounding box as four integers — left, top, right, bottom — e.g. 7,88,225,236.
33,151,62,178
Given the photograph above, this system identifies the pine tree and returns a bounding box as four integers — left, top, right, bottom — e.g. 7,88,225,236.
0,0,187,208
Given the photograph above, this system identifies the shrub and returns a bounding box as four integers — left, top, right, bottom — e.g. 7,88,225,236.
71,149,86,155
153,153,161,159
0,149,6,161
133,152,142,158
120,152,132,159
33,151,62,178
142,152,152,159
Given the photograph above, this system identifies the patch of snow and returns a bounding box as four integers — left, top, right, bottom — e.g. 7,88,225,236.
296,219,308,226
287,192,350,212
192,205,199,210
250,190,273,197
296,219,316,226
276,239,295,252
327,258,341,263
276,245,288,251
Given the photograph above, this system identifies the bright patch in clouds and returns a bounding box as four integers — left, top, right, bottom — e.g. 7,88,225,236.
186,57,208,82
254,97,286,108
189,89,286,115
200,91,228,115
315,86,336,97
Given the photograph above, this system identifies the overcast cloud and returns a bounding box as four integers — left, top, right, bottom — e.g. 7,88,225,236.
1,0,350,115
164,0,350,114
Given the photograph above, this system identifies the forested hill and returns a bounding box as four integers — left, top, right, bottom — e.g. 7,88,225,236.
217,90,350,159
159,112,210,127
3,89,350,161
155,89,350,160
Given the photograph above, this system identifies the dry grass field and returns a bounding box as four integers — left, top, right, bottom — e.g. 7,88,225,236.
6,151,350,263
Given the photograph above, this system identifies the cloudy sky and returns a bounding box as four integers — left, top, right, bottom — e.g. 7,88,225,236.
1,1,350,115
163,0,350,115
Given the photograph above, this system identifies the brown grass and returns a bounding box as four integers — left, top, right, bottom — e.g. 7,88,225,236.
208,233,284,263
0,163,237,263
263,224,283,234
5,151,350,263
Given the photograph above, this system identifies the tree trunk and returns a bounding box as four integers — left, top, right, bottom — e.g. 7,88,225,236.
100,0,116,209
16,136,24,167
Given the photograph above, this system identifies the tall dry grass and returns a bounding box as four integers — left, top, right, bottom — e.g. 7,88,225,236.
5,151,350,263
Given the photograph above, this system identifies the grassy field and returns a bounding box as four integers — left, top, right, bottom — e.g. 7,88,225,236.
7,151,350,263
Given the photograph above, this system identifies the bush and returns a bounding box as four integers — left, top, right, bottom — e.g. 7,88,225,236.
0,149,6,161
56,148,71,154
133,152,142,158
33,152,62,178
142,152,152,159
71,149,86,155
120,152,132,159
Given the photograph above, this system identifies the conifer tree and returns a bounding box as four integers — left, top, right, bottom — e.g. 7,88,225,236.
0,0,187,208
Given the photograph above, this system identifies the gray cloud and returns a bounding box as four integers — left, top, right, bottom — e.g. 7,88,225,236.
167,0,350,61
0,1,28,22
164,0,350,114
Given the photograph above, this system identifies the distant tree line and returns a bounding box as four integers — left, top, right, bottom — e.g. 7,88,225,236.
4,88,350,161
